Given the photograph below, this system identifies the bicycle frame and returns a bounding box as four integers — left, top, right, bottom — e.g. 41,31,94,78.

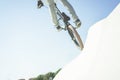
55,4,70,30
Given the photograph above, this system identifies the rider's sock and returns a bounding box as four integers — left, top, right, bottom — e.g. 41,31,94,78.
75,19,81,28
56,26,63,31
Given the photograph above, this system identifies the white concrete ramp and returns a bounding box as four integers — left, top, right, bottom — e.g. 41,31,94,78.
53,3,120,80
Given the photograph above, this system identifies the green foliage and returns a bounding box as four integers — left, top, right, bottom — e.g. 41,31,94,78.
30,68,61,80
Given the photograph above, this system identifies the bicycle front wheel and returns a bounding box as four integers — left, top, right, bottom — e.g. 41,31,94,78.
67,25,84,50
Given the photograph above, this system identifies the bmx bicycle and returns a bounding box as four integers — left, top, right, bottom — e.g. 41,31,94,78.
55,3,84,50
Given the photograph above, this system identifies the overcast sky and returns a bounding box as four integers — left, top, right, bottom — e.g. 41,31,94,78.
0,0,119,80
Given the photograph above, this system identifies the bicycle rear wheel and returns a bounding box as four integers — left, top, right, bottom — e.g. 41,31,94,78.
67,25,84,50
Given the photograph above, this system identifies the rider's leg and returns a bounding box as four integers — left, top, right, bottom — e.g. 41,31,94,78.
59,0,81,28
47,0,62,31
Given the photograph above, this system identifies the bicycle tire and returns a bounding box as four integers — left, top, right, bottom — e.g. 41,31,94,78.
67,25,84,50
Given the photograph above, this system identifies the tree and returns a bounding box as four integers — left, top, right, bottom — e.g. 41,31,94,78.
29,68,61,80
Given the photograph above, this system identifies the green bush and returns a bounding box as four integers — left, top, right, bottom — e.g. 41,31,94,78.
30,69,61,80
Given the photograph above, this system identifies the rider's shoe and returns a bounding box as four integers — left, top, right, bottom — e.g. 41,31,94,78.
56,26,63,31
75,19,81,29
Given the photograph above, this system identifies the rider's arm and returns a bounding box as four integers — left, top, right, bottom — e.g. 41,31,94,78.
37,0,44,8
